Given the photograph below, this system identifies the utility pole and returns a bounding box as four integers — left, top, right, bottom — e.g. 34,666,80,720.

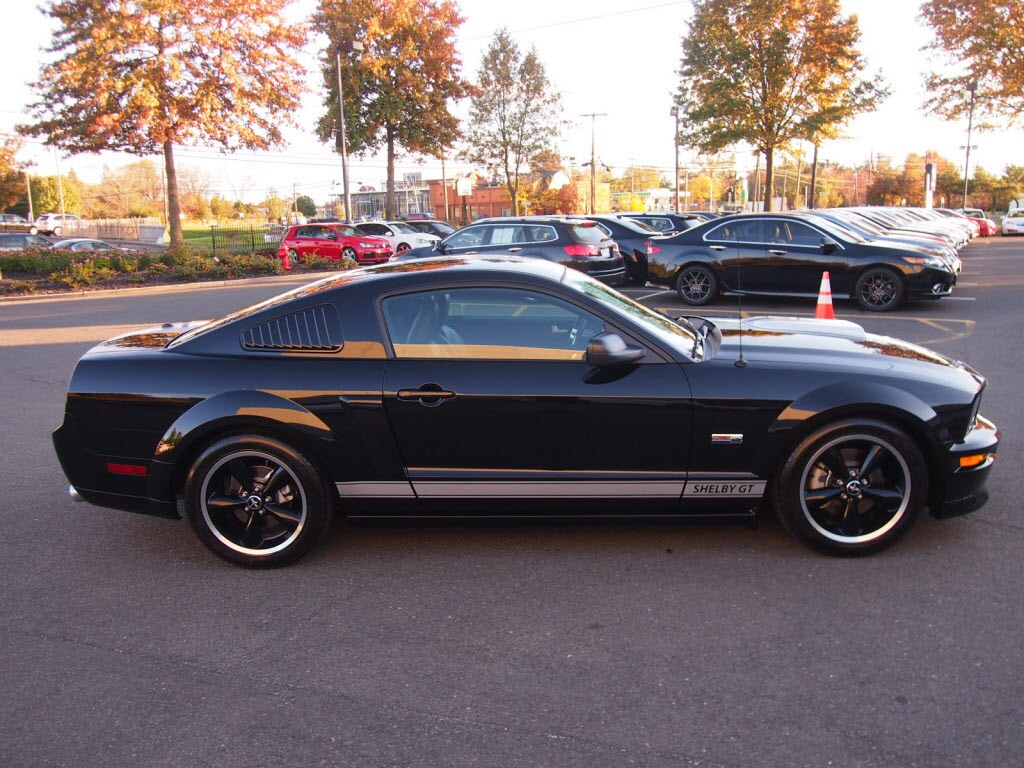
24,171,33,221
962,81,978,208
808,143,819,209
441,152,449,221
335,40,364,223
54,148,65,218
292,183,298,223
670,107,680,211
582,113,606,214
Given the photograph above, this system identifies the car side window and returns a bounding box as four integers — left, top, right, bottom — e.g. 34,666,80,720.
705,219,762,243
316,227,338,241
488,225,524,245
444,227,487,249
293,226,312,239
359,224,387,236
382,287,606,361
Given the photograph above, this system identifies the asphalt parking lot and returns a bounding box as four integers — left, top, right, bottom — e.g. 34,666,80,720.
1,236,1022,767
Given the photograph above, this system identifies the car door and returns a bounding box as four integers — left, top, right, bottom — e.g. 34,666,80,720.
439,225,490,255
701,219,763,292
379,285,693,509
761,218,847,294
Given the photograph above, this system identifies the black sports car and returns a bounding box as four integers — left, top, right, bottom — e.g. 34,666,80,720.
53,256,998,567
646,213,959,311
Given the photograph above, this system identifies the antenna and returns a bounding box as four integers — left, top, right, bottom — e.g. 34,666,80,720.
734,252,747,368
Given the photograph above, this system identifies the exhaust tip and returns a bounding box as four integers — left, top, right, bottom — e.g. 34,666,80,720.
68,485,84,502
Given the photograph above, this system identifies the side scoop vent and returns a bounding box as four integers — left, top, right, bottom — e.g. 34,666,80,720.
241,304,343,352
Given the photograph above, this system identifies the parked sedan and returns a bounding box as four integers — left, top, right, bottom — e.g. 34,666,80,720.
646,213,957,311
352,221,440,254
396,215,627,284
1001,209,1024,236
51,238,140,253
580,214,668,283
403,219,457,238
0,232,53,250
0,213,38,234
52,257,998,567
279,223,392,265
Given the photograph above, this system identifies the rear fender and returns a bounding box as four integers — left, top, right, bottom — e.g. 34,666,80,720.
148,390,335,504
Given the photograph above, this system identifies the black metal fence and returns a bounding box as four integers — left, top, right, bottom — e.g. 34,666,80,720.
208,225,286,255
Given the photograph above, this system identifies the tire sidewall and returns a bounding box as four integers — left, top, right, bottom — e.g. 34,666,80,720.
775,419,926,556
184,435,332,567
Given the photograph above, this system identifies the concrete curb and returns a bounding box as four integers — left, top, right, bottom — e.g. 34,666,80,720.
0,271,326,305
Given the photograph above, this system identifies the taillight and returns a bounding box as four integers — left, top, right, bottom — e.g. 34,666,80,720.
563,244,599,258
644,240,661,255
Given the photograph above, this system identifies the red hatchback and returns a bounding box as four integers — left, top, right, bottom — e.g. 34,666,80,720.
280,223,392,265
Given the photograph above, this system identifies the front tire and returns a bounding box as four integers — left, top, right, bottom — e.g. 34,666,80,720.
774,420,926,556
184,435,333,567
342,246,358,262
676,264,717,305
52,226,63,237
396,243,411,254
855,267,904,311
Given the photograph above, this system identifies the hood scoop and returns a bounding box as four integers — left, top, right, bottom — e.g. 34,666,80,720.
742,316,867,341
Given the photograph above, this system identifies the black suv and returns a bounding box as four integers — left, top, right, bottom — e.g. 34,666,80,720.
397,216,626,285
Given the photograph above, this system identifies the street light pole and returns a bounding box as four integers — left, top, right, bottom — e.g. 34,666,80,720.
962,81,977,209
670,107,680,212
335,40,364,223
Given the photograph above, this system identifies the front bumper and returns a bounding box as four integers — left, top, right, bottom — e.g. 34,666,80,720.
933,414,999,519
356,248,393,264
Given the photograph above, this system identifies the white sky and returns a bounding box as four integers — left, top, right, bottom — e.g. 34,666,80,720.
1,0,1020,204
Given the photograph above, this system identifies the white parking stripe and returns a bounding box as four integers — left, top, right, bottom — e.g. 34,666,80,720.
631,289,673,301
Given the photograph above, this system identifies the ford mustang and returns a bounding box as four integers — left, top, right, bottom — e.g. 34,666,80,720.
53,256,998,567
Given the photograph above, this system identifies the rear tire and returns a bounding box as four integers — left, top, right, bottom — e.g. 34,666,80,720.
676,264,717,305
184,435,333,568
287,248,300,264
774,420,926,556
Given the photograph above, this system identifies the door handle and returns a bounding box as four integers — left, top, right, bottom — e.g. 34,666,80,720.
397,383,456,406
708,245,727,251
768,249,787,255
507,247,522,252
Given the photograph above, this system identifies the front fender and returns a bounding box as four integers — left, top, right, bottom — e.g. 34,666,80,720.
770,380,943,443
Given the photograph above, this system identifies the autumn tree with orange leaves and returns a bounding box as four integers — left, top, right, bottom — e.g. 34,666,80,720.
20,0,306,244
921,0,1024,126
315,0,469,219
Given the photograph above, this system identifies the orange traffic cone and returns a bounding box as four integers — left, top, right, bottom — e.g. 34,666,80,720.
814,271,834,319
277,242,291,271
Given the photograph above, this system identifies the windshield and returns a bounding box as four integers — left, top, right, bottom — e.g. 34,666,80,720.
388,223,417,234
570,223,610,243
615,217,661,234
802,215,867,244
561,269,701,359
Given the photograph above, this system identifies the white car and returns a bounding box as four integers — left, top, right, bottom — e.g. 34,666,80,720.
1002,209,1024,236
353,220,440,254
35,213,85,237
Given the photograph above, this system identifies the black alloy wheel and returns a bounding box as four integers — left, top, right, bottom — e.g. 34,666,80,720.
855,267,904,311
775,420,926,555
676,264,718,305
342,246,358,262
184,435,332,567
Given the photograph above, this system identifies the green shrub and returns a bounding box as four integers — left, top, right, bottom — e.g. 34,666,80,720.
51,261,117,287
0,280,37,295
303,255,335,270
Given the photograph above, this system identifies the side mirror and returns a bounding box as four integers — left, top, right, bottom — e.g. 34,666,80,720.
436,241,447,255
586,332,645,367
820,238,838,255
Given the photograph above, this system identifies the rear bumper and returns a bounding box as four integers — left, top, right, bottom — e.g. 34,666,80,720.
933,415,999,519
